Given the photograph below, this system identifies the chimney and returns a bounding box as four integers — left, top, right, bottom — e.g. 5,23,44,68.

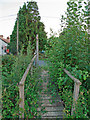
7,37,9,39
0,35,3,38
7,36,10,43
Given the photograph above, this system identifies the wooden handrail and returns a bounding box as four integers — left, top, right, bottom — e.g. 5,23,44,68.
63,68,82,116
19,55,37,85
64,69,81,85
19,54,37,118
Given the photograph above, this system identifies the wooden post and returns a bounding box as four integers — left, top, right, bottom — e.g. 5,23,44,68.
31,67,33,76
63,69,81,116
71,83,80,115
19,55,37,119
36,34,39,65
0,56,2,119
17,13,19,55
19,84,24,118
0,88,2,120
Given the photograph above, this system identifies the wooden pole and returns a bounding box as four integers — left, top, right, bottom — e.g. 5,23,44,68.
0,56,2,119
36,34,39,65
71,83,80,115
31,67,33,76
17,13,19,55
19,55,37,118
63,69,81,116
19,84,24,118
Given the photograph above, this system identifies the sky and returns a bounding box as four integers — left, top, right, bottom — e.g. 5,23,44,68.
0,0,69,38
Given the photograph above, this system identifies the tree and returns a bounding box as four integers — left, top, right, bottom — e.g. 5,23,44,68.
45,0,89,118
9,1,47,54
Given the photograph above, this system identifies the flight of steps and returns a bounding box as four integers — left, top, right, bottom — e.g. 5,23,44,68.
37,70,65,118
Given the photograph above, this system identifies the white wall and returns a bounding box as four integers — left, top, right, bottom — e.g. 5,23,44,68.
0,39,8,56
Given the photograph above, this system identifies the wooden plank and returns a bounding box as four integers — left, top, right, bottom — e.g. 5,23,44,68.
37,106,63,112
64,68,81,116
71,83,80,115
42,111,64,117
31,66,33,76
41,102,63,107
42,116,63,118
17,13,19,55
19,55,37,85
19,84,24,118
19,55,37,118
0,56,2,119
64,69,81,85
36,34,39,65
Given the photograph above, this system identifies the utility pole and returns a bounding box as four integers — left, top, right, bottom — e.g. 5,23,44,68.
17,13,19,55
36,34,39,65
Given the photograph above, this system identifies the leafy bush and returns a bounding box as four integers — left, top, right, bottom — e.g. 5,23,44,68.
2,42,42,118
45,0,89,118
2,54,15,73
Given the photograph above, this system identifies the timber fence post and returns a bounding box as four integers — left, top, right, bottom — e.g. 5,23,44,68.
17,13,19,55
19,55,37,119
31,66,33,76
36,34,39,65
63,69,81,116
71,83,80,115
19,84,24,118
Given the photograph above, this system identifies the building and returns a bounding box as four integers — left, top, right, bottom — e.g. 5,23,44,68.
0,35,10,56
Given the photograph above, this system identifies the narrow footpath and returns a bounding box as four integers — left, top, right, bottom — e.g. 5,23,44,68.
37,69,65,118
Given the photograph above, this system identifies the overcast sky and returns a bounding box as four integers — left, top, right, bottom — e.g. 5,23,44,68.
0,0,69,38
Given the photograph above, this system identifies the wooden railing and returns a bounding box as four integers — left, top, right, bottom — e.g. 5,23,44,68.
64,69,81,116
19,55,37,118
19,34,39,118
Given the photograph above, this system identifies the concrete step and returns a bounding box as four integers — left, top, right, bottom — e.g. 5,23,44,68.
38,100,63,107
37,69,65,119
41,102,63,107
37,106,64,112
40,96,62,101
41,96,52,100
40,99,62,104
40,94,52,98
41,91,50,94
42,116,63,118
42,111,64,117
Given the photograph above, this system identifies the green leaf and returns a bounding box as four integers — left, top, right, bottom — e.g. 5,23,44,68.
67,54,71,57
78,6,82,8
79,74,82,79
74,3,77,7
85,5,88,10
74,8,77,11
83,75,86,80
84,2,87,4
69,46,72,50
67,2,70,6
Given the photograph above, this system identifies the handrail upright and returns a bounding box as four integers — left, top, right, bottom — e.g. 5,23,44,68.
63,68,81,116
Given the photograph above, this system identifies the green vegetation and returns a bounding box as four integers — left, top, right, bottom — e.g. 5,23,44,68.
2,43,43,118
2,1,47,118
45,0,89,118
2,0,89,119
9,1,47,54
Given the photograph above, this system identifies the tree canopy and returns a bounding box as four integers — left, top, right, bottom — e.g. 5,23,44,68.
45,0,89,118
9,1,47,54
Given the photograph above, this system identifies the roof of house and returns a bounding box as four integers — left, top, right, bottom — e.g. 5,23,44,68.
0,35,10,43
